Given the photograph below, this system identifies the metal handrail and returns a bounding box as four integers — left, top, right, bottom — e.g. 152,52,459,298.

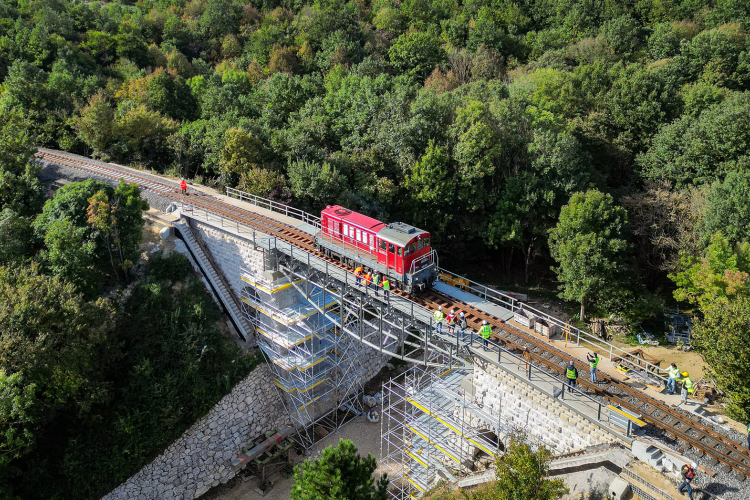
437,268,668,382
473,334,616,432
220,189,664,380
225,187,321,229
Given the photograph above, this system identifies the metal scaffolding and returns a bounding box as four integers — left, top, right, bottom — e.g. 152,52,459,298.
239,266,368,451
381,360,548,499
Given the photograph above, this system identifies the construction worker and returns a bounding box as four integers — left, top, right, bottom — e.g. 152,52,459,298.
381,276,390,300
587,352,599,384
433,306,444,334
479,320,492,350
354,266,363,285
566,361,578,393
180,177,187,195
667,363,680,394
458,312,467,340
446,309,457,336
681,371,694,394
372,273,380,296
678,462,697,500
363,271,372,288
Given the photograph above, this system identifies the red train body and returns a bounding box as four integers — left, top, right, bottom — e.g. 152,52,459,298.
315,205,436,293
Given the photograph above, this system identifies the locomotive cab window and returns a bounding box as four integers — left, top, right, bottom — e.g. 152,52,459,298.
379,240,387,251
397,246,403,256
356,228,361,242
388,243,395,253
423,236,430,246
410,242,417,254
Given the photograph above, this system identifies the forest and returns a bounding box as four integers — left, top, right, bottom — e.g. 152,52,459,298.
1,0,750,497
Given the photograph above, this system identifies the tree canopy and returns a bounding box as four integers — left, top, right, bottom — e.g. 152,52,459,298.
291,439,388,500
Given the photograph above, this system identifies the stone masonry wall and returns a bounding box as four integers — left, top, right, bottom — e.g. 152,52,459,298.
102,364,290,500
189,219,266,299
472,364,620,455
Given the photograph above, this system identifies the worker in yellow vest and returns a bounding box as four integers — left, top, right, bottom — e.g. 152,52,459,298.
667,363,680,394
479,320,492,350
381,276,390,300
354,266,363,285
372,273,380,296
566,361,578,393
433,306,444,334
681,371,693,394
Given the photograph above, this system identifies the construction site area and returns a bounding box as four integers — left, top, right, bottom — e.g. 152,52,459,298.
37,149,750,500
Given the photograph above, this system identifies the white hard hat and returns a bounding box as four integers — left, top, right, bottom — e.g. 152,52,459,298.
482,320,487,325
181,177,185,180
459,311,464,316
450,309,454,314
691,462,697,468
569,360,574,365
438,306,442,310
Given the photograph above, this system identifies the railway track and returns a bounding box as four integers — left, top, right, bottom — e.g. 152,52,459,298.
420,291,750,480
37,150,318,252
38,149,750,480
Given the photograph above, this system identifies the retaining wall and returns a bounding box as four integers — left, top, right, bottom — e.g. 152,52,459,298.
189,219,266,299
102,364,290,500
472,364,621,454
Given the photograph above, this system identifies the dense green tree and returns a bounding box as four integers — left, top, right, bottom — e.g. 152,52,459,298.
291,439,388,500
692,296,750,421
389,31,446,80
287,160,344,210
639,92,750,187
701,171,750,245
671,232,750,310
0,208,32,264
480,434,567,500
549,190,630,320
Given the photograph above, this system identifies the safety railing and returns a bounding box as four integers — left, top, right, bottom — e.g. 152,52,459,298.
226,187,321,229
436,268,668,382
466,333,621,436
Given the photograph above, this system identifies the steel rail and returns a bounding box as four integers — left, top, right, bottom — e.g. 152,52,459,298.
418,291,750,479
37,150,750,479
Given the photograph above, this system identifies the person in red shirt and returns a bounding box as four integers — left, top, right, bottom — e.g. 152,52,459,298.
180,177,187,195
445,309,457,336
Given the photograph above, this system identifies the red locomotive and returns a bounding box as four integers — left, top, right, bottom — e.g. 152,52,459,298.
315,206,437,293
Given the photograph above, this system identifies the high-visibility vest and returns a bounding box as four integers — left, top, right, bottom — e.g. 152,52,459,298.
434,310,444,323
682,465,695,479
683,377,693,393
479,325,492,338
566,367,577,379
355,267,363,276
364,273,371,284
446,314,456,325
589,357,599,369
382,279,390,290
372,275,380,285
667,366,680,379
180,180,187,190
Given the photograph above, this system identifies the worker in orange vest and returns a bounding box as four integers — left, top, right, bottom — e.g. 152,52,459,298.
354,266,363,285
363,271,372,288
180,177,187,195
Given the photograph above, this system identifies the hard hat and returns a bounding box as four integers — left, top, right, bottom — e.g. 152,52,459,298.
450,309,454,314
459,311,464,316
438,306,442,310
482,320,487,324
569,360,574,365
682,372,689,377
691,462,697,468
181,177,185,180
